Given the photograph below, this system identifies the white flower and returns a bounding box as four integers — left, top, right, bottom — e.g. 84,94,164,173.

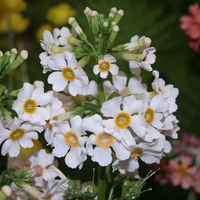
39,28,60,73
44,91,65,145
39,179,67,200
152,70,179,114
112,134,170,173
131,92,169,142
59,27,73,46
0,117,42,157
52,115,87,169
12,82,51,125
82,114,130,166
29,150,58,186
101,95,143,148
128,35,156,75
104,71,147,98
47,51,89,95
93,54,119,78
40,28,60,56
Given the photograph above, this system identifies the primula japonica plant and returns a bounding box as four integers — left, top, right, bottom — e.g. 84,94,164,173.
0,7,179,200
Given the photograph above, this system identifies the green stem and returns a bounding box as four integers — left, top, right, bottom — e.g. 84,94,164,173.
97,37,104,54
98,166,106,200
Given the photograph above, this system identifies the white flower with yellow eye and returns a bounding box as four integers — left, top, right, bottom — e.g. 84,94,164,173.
82,114,130,167
47,51,89,96
0,117,43,157
101,95,143,149
93,54,119,78
112,134,170,173
131,92,169,142
52,115,87,169
12,82,51,125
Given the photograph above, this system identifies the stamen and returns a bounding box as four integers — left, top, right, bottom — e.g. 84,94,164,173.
96,132,114,148
62,67,76,81
23,99,37,114
65,131,79,147
99,61,111,72
114,112,131,129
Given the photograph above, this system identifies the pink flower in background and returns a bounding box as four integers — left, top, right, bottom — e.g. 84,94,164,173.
193,171,200,193
180,3,200,51
167,155,197,189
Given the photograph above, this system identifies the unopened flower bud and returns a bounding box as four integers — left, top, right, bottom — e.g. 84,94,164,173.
112,37,151,51
107,25,120,47
108,7,117,20
111,52,142,62
1,185,12,197
112,9,124,26
84,184,98,198
68,17,88,42
90,10,99,34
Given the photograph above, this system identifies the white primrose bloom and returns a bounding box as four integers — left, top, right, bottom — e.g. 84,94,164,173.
128,35,156,75
39,28,60,73
29,150,58,187
152,70,179,114
103,71,147,98
112,134,171,174
44,91,65,145
52,115,87,169
12,82,51,125
101,95,143,148
159,115,180,139
59,27,73,47
82,114,130,166
93,54,119,78
47,51,89,96
39,179,67,200
131,92,169,142
0,117,43,157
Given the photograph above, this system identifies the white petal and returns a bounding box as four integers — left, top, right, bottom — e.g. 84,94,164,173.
92,146,112,166
48,72,68,92
112,141,130,160
2,140,19,157
63,51,78,69
101,96,122,117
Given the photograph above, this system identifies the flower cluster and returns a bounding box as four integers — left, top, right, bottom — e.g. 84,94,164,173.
153,132,200,193
0,7,179,200
180,3,200,52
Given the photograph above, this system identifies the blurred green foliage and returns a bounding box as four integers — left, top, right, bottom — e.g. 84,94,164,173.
1,0,200,199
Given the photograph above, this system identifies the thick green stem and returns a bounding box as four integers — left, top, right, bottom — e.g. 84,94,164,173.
98,166,106,200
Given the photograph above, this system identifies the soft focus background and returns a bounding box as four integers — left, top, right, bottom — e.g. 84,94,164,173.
0,0,200,199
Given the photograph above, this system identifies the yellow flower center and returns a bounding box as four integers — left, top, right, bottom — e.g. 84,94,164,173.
9,128,25,141
99,61,110,72
96,132,114,148
23,99,37,114
130,148,143,159
114,112,131,129
62,66,76,81
144,108,154,125
65,131,79,147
